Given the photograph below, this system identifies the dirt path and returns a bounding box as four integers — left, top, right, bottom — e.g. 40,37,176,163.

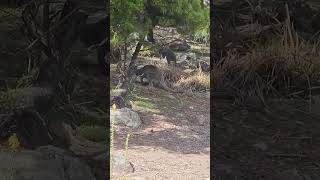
212,98,320,180
113,87,210,179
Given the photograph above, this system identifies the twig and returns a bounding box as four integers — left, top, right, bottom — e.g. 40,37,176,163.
87,37,108,51
267,153,307,158
74,101,94,106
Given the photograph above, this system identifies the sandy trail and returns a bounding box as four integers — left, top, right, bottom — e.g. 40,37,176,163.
113,90,210,180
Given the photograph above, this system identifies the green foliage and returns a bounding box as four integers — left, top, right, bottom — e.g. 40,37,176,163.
192,21,210,44
111,0,209,45
0,89,18,113
153,0,209,32
111,0,148,45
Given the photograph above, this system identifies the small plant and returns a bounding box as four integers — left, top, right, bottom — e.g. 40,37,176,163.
110,103,132,180
7,133,20,153
120,133,131,180
139,48,152,57
110,104,116,180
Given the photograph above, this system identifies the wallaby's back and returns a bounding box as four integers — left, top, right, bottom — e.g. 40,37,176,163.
135,65,162,85
134,65,182,93
135,65,161,77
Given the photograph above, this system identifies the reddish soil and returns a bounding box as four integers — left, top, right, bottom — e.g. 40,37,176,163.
113,87,210,179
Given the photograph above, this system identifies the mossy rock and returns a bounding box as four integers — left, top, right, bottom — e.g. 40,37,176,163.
76,125,107,142
0,89,21,112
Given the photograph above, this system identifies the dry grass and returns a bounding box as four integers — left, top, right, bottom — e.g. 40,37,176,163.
157,63,185,82
155,62,210,92
213,17,320,103
175,69,210,91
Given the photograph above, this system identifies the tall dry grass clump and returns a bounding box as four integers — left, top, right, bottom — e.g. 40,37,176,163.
175,69,210,91
156,63,210,92
213,7,320,102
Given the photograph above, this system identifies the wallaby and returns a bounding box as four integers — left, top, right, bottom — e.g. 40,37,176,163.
134,65,182,93
159,47,176,66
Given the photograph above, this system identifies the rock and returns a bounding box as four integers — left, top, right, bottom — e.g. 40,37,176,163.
110,108,141,128
89,153,108,179
0,145,96,180
112,153,135,176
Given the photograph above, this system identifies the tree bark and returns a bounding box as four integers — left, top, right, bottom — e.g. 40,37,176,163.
97,44,108,75
147,27,154,43
127,41,143,78
112,40,143,100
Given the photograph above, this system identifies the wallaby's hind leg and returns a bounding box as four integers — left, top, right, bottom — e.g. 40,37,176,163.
166,58,170,65
145,74,154,88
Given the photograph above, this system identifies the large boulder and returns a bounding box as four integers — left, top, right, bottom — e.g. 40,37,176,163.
0,145,96,180
110,107,141,128
111,152,135,178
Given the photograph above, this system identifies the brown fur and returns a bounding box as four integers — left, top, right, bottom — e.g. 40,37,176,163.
134,65,183,93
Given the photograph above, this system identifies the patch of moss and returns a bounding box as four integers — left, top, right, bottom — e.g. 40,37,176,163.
0,8,20,32
0,89,19,113
76,125,107,143
131,95,159,113
139,49,152,57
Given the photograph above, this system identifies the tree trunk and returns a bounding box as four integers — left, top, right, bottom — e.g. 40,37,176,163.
97,44,108,75
147,27,154,43
128,41,143,77
112,40,143,99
